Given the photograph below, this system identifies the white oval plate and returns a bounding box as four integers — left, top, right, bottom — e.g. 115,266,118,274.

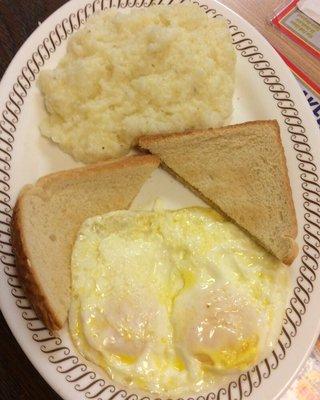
0,1,319,399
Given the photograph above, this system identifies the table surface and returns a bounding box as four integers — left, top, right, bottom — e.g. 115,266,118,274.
0,1,319,399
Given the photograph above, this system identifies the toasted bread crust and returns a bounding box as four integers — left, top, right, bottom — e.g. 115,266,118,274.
139,120,280,146
272,122,298,246
281,239,299,265
35,154,159,189
11,155,160,331
12,197,62,330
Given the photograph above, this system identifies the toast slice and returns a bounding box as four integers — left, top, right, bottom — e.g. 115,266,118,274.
11,155,159,331
139,120,297,264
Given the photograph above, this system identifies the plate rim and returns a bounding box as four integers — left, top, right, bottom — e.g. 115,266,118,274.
0,1,320,400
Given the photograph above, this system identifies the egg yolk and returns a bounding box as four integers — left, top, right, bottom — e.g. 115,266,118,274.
195,336,259,371
174,285,263,373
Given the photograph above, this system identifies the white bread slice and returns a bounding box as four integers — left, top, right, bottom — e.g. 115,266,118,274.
139,120,297,264
11,155,159,331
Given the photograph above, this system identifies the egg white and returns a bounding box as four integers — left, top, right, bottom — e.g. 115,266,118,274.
69,207,290,395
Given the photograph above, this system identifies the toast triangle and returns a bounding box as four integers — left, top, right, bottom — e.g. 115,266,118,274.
11,155,159,331
139,120,297,264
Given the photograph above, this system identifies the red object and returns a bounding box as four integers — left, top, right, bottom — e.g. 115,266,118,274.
271,0,320,59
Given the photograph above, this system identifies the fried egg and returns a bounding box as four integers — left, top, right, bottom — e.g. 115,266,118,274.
69,207,290,395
